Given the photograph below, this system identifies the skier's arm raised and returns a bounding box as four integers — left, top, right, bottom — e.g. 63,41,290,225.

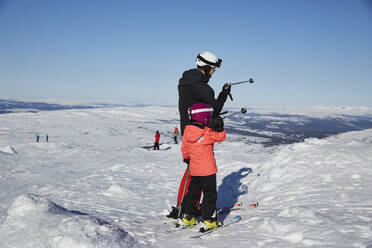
195,83,230,115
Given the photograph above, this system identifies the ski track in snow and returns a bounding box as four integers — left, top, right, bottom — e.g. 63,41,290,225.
0,106,372,248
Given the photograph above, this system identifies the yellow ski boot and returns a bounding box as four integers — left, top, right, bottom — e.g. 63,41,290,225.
181,214,197,227
202,218,222,229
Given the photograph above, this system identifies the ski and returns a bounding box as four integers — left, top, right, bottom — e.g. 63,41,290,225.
190,215,242,238
137,201,247,225
216,201,243,214
136,201,257,226
217,201,258,215
165,219,199,234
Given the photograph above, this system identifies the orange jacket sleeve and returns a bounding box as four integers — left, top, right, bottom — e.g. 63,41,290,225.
181,136,190,159
203,128,226,144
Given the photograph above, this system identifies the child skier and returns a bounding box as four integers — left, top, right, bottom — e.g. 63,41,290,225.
180,103,225,229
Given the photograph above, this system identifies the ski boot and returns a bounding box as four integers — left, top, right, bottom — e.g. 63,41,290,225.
166,206,180,219
181,213,197,227
202,217,222,230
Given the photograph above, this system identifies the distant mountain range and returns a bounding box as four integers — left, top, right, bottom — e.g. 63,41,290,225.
2,98,372,146
0,99,159,114
226,112,372,146
0,99,97,114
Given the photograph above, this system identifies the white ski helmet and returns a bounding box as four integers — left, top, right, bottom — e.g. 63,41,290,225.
196,51,222,68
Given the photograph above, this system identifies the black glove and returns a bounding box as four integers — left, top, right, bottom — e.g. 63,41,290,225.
210,115,224,132
183,158,190,165
221,82,231,95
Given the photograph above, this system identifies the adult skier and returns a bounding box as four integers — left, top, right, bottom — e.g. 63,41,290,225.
167,51,231,218
178,51,231,135
154,131,160,150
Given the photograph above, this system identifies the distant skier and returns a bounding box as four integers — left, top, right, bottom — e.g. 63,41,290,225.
173,127,179,144
153,131,160,150
36,134,40,143
167,51,231,218
179,103,226,229
46,134,49,143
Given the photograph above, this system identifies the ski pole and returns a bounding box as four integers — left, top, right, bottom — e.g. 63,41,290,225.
177,164,190,218
221,108,247,119
223,78,254,101
225,78,254,101
231,78,254,86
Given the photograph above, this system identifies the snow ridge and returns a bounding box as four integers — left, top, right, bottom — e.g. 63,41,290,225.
0,194,145,248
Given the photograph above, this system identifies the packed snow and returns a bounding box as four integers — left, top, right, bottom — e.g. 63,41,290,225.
0,106,372,248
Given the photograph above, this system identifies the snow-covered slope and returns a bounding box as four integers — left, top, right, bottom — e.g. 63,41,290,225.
0,106,371,248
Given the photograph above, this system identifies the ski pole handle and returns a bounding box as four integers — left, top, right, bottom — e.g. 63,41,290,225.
223,82,233,101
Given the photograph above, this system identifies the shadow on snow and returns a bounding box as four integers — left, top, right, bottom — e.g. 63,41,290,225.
217,167,252,222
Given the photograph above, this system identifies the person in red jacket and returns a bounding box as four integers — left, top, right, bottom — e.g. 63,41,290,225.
180,103,225,229
153,131,160,150
173,127,179,144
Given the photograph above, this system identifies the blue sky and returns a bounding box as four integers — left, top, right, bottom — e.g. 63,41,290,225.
1,0,371,107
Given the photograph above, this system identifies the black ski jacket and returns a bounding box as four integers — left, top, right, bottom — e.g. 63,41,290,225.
178,68,228,135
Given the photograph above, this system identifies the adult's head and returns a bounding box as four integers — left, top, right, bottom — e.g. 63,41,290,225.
196,51,222,78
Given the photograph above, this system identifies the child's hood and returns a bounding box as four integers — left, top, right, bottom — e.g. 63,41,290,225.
183,125,205,143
